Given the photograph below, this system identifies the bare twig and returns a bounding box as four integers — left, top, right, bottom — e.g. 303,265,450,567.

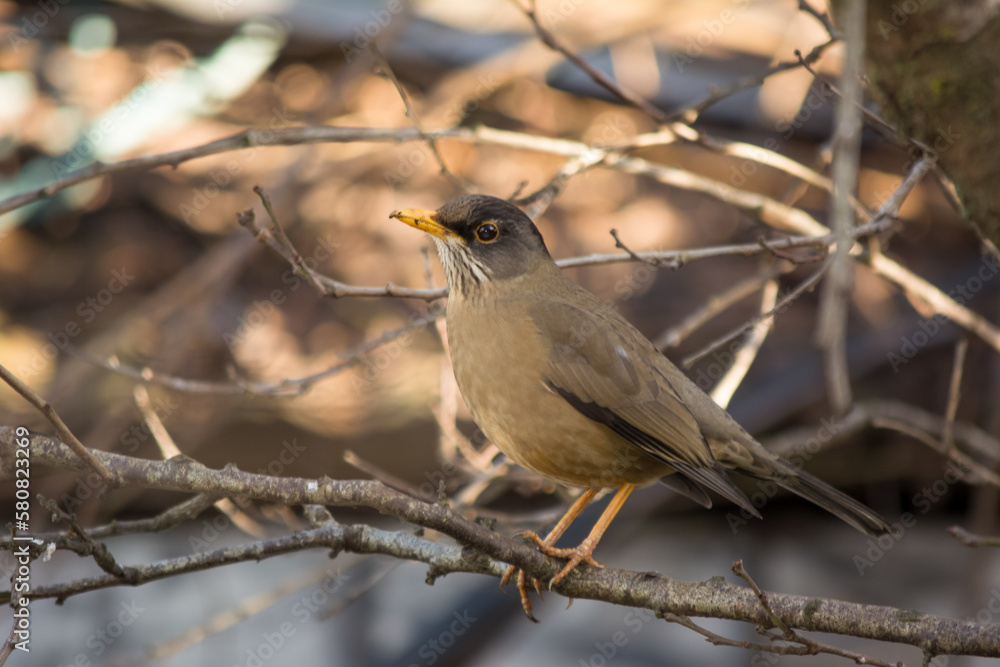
941,339,968,453
683,260,830,368
72,309,439,395
134,385,267,539
0,363,114,484
372,45,467,192
948,526,1000,548
255,186,330,293
872,155,937,224
816,0,865,417
3,427,1000,658
666,37,839,124
871,417,1000,488
609,229,675,269
710,277,779,408
731,560,896,667
38,497,131,579
864,252,1000,355
514,0,669,124
3,494,218,551
797,0,840,39
343,449,424,500
656,271,777,349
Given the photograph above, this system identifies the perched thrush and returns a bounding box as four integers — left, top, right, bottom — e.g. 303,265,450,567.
391,194,889,619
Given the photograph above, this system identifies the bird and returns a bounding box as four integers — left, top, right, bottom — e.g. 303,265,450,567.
390,194,890,619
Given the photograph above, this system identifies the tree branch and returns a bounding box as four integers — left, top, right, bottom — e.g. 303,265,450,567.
1,427,998,658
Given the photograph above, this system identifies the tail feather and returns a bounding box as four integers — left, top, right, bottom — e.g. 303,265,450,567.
764,459,891,537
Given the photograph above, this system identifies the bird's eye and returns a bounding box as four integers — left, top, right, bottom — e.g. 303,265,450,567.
475,222,500,243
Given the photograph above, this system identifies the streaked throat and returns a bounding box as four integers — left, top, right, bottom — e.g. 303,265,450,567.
434,238,490,296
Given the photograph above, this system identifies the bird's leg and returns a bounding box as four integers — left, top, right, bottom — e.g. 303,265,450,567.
540,483,636,590
501,487,598,619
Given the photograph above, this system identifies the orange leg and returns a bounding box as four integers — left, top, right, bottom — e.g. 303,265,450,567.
501,488,599,620
533,483,636,589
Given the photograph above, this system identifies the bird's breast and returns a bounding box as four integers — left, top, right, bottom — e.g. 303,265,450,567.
445,290,671,489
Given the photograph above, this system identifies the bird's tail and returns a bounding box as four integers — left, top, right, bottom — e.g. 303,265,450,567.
757,458,891,537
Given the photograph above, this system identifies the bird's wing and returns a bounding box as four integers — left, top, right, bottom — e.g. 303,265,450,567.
530,299,759,516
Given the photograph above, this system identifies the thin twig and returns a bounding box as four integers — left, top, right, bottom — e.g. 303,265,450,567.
797,0,840,38
666,37,839,124
0,363,114,484
656,271,777,349
795,50,906,145
816,0,865,417
941,339,968,453
731,560,898,667
683,260,830,368
4,494,219,550
38,497,132,579
372,45,468,192
710,276,779,408
70,309,439,395
134,385,267,539
871,417,1000,488
663,611,897,666
609,229,675,268
864,252,1000,355
948,525,1000,548
343,449,424,500
514,0,670,124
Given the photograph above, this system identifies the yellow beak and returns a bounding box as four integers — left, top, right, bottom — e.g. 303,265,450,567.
390,208,460,240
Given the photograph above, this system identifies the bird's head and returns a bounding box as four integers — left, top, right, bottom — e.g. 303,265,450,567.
391,194,552,295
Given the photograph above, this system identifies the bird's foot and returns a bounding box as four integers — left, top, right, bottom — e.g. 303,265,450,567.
499,529,605,620
526,532,604,589
500,563,542,622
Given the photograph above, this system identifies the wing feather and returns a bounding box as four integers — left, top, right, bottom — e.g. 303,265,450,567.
531,300,759,517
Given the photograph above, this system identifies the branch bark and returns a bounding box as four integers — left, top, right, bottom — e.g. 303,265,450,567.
1,427,998,658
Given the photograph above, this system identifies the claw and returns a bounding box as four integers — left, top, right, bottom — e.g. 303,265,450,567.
500,563,517,589
517,569,538,621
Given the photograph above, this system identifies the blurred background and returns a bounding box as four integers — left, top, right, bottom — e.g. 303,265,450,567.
0,0,998,665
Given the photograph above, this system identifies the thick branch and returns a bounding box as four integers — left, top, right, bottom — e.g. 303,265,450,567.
1,427,998,658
